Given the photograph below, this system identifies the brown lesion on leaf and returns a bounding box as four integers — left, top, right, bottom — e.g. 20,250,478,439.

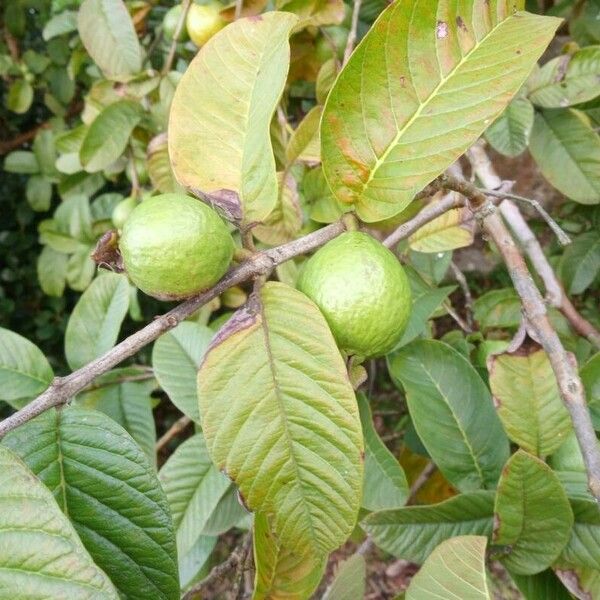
456,16,467,31
206,292,262,351
91,230,124,273
190,187,244,227
436,20,449,39
555,568,593,600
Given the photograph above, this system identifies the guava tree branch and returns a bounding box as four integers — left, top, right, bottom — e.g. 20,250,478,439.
343,0,362,65
443,173,600,503
162,0,192,75
156,415,192,453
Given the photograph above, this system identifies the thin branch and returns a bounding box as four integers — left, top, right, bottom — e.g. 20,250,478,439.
162,0,192,75
450,261,474,330
443,174,600,503
234,0,244,21
406,461,437,505
443,300,472,333
342,0,362,66
156,415,192,453
182,534,252,600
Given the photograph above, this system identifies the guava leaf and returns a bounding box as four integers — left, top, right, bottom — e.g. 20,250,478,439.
168,12,299,225
322,554,366,600
0,327,53,408
65,272,130,371
153,321,214,423
560,231,600,295
364,491,494,564
358,393,409,511
488,345,572,457
286,105,322,165
253,511,326,600
485,96,534,157
276,0,345,28
159,433,231,558
320,1,560,221
559,498,600,571
555,564,600,599
405,536,490,599
77,0,143,80
511,569,572,600
2,407,179,599
0,446,119,599
408,204,474,253
198,282,363,554
37,246,68,298
494,450,574,575
581,352,600,430
388,340,509,491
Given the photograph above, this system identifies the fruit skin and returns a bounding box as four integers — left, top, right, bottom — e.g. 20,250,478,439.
119,194,234,300
163,5,190,42
297,232,411,358
112,196,138,230
186,2,225,47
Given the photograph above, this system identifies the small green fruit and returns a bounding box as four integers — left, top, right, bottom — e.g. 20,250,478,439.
298,231,411,358
163,5,189,42
112,196,138,229
186,2,225,47
119,194,234,300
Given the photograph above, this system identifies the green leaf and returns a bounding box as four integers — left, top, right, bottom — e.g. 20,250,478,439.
198,282,363,554
494,450,574,575
485,96,534,157
77,371,157,468
276,0,345,27
388,340,509,491
560,231,600,295
320,2,560,222
511,569,572,600
34,129,58,178
560,498,600,572
26,175,53,211
322,554,366,600
6,79,33,114
202,486,249,535
286,105,322,164
304,166,349,224
408,204,474,253
0,327,53,408
66,244,96,291
529,109,600,205
0,446,119,599
363,491,494,563
488,345,572,456
3,150,39,174
168,12,299,225
43,10,78,40
80,101,143,172
65,272,130,370
252,511,326,600
473,288,522,330
405,536,491,600
153,321,214,423
581,352,600,430
147,133,184,194
179,535,217,591
37,246,68,297
2,408,178,599
159,433,230,559
358,393,408,511
528,46,600,108
77,0,143,80
550,433,594,503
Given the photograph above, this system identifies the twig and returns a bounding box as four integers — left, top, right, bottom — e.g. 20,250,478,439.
234,0,243,20
156,415,192,453
443,174,600,502
450,261,474,329
0,197,464,439
162,0,192,75
467,144,600,349
406,461,437,505
343,0,362,66
182,534,252,600
443,300,472,333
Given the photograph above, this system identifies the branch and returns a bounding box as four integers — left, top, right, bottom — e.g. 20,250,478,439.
443,174,600,502
162,0,192,75
450,261,474,330
156,415,192,453
182,534,252,600
343,0,362,66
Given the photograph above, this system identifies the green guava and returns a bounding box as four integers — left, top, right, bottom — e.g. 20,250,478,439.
297,231,412,358
186,2,225,47
119,194,234,300
163,5,190,42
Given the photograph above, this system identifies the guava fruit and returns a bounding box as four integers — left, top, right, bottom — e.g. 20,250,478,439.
186,2,225,47
119,194,233,300
163,5,190,42
297,231,411,358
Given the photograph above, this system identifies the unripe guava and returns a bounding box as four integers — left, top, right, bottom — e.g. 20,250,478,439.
163,5,190,42
298,231,411,358
119,194,234,300
112,196,138,230
186,2,225,47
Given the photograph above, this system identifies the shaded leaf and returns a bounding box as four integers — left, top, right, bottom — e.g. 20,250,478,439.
26,175,52,211
494,450,574,575
485,96,534,157
323,554,366,600
2,407,179,600
561,499,600,571
0,446,118,599
147,133,184,194
581,352,600,430
406,536,490,599
321,2,560,221
43,10,78,40
511,569,572,600
198,282,363,554
364,491,494,563
276,0,345,27
7,79,33,114
473,288,522,330
560,231,600,295
37,246,68,297
388,340,509,491
4,150,39,174
286,105,322,164
65,272,130,370
169,12,299,225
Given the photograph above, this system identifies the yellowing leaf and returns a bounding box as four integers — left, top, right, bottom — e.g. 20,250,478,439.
276,0,345,28
169,13,299,225
321,1,560,221
198,282,363,555
286,105,322,165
